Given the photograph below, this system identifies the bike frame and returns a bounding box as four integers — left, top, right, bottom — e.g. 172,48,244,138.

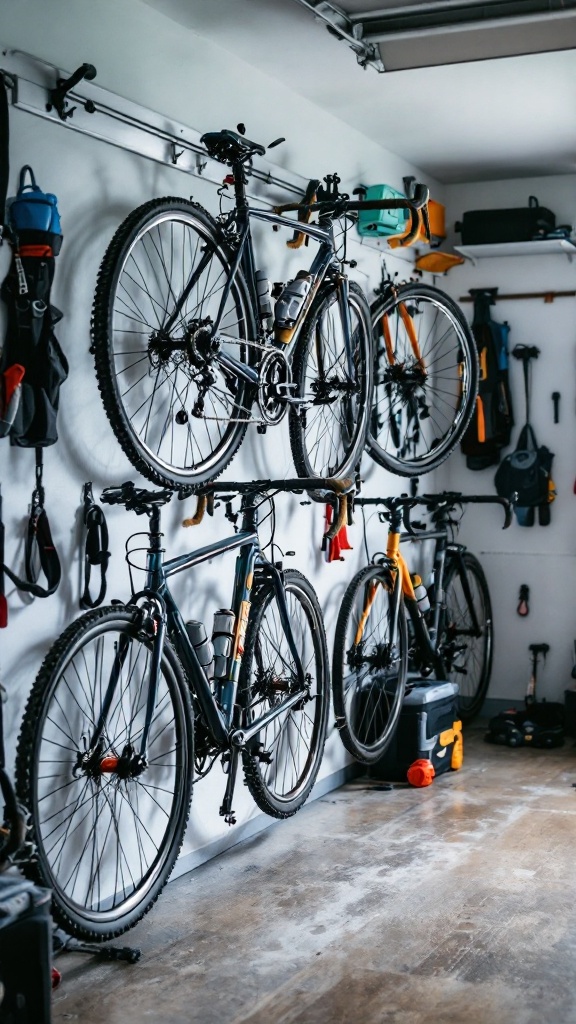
356,500,487,681
163,166,356,386
89,504,309,768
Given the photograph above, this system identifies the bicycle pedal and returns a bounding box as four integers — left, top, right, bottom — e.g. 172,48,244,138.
224,813,236,826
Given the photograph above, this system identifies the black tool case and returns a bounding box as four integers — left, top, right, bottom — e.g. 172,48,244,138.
369,680,460,782
456,196,556,245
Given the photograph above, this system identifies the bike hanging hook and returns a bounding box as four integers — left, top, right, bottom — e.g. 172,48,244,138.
47,62,97,121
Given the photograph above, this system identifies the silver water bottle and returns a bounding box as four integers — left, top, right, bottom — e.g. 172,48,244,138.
185,620,214,679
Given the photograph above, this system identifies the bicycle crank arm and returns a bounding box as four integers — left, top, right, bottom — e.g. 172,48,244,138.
230,688,309,749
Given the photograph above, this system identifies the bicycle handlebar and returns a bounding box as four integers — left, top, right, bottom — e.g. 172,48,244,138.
182,477,354,541
356,493,513,530
272,185,430,248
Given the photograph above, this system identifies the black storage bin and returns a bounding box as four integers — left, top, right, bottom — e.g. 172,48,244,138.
457,197,555,245
369,680,460,782
0,874,52,1023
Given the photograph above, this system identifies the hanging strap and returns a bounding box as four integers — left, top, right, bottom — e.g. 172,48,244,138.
1,449,61,598
80,482,110,609
0,75,9,243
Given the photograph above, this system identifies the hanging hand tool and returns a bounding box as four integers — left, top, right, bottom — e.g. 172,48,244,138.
552,391,560,423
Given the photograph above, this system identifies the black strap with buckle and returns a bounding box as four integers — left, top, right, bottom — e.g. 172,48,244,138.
80,482,110,609
2,449,61,598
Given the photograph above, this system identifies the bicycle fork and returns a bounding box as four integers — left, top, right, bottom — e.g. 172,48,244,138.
220,559,309,824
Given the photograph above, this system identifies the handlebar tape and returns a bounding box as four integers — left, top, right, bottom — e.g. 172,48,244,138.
324,495,348,542
182,494,207,528
287,179,321,250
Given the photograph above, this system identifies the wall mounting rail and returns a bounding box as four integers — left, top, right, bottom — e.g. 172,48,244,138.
0,44,417,266
460,289,576,303
0,46,305,203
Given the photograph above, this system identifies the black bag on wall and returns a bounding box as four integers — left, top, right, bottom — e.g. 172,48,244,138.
460,290,514,470
494,346,555,527
456,196,556,246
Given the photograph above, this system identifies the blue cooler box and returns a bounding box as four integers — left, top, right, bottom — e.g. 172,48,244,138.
369,680,461,782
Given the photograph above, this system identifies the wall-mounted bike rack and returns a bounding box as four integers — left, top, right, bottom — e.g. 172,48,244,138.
0,45,305,202
0,44,416,267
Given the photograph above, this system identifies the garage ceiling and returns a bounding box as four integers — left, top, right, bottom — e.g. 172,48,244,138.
291,1,576,72
140,0,576,184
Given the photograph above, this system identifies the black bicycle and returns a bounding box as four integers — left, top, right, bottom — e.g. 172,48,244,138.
332,493,511,764
91,125,428,490
15,477,352,940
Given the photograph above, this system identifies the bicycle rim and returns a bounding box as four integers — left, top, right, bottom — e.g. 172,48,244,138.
290,282,372,479
16,610,193,939
93,200,253,489
333,566,408,763
367,286,478,477
241,572,329,817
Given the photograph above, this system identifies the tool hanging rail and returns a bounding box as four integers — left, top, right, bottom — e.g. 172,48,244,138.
460,289,576,304
0,46,305,201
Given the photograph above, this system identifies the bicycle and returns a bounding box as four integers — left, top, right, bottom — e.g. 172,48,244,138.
366,274,479,477
332,493,511,764
15,476,352,941
91,125,428,491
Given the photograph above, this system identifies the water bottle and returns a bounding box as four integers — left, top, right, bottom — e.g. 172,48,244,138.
185,620,214,678
274,271,312,343
211,608,236,681
255,270,273,326
412,574,430,614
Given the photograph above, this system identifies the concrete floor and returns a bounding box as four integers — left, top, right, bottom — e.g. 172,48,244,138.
53,726,576,1024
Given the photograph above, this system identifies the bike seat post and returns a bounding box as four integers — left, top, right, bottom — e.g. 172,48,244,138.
232,158,249,212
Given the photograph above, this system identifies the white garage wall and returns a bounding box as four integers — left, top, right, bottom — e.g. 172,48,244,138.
0,0,443,872
439,174,576,710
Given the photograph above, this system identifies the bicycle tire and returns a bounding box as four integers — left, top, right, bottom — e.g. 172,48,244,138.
15,606,194,941
92,198,256,490
439,551,493,723
240,570,330,817
333,564,408,764
289,281,373,479
366,284,478,477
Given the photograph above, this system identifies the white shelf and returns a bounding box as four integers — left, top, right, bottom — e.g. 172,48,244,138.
454,239,576,264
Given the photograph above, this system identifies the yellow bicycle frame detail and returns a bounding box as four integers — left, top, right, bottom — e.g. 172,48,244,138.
381,305,425,372
354,528,416,645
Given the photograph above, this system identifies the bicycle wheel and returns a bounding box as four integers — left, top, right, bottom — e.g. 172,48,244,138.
92,198,256,490
289,281,373,479
15,607,194,940
367,284,478,477
240,570,330,817
439,551,493,723
333,564,408,764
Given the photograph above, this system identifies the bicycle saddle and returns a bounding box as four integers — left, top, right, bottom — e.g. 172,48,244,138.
200,128,266,165
101,481,174,514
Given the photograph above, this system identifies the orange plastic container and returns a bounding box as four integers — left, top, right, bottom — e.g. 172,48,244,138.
407,759,436,787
